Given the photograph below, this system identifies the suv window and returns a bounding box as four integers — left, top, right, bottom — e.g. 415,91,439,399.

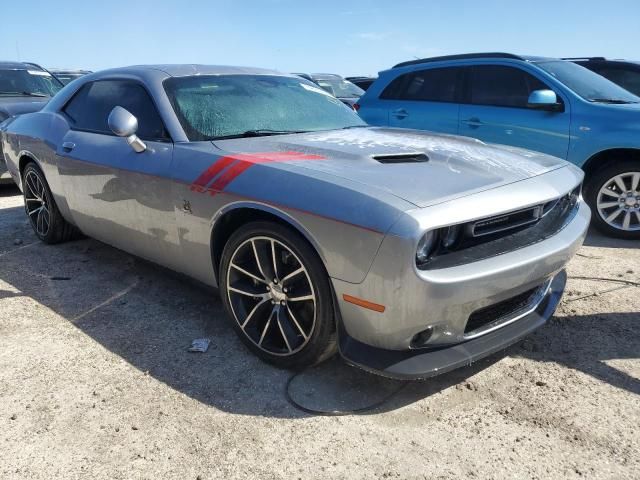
63,80,168,140
381,67,461,102
469,65,550,108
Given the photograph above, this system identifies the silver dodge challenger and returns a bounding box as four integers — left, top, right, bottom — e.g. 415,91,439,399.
0,65,590,379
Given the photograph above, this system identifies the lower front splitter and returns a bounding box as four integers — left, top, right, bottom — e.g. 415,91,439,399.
338,270,567,380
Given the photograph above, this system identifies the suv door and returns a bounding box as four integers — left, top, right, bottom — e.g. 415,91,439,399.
56,79,179,265
382,66,462,134
459,65,570,159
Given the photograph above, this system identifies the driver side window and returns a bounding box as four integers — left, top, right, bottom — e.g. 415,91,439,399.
469,65,556,109
63,80,169,141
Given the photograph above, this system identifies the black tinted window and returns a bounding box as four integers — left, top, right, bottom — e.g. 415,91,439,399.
596,68,640,97
381,67,460,102
469,66,549,108
64,80,167,140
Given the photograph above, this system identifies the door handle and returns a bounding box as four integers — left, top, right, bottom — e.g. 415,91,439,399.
462,118,483,128
391,108,409,119
62,142,76,152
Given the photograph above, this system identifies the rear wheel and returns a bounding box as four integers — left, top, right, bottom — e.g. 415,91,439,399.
23,163,79,244
585,162,640,239
220,221,336,369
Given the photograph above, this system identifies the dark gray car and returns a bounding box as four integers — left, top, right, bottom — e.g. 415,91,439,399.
0,61,63,183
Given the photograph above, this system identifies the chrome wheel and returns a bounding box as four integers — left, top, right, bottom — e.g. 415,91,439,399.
226,236,316,356
596,172,640,232
24,169,51,237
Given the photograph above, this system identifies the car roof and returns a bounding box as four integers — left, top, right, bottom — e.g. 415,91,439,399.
51,69,92,74
309,73,344,80
93,64,285,78
563,57,640,66
0,61,44,70
391,52,560,69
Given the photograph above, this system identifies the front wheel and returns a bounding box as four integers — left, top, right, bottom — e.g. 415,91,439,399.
219,221,336,369
584,162,640,239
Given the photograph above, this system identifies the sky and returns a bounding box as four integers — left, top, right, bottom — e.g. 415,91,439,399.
1,0,638,76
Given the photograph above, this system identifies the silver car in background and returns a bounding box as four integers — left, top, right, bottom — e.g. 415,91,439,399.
0,65,590,379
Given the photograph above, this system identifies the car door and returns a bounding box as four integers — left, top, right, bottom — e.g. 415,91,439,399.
458,65,571,159
383,66,462,134
55,79,180,267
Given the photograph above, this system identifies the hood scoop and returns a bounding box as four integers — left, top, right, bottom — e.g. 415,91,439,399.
372,152,429,164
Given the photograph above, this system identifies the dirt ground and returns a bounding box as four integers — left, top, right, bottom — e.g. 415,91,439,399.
0,184,638,480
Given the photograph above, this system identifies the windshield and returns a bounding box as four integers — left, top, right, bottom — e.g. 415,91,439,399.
164,75,365,141
0,69,63,97
313,77,364,98
537,61,640,103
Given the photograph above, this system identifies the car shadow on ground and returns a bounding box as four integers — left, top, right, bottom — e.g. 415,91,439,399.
515,311,639,396
0,202,637,417
0,184,20,197
582,226,638,249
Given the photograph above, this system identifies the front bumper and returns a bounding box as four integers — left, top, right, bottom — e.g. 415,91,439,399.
333,200,589,351
339,270,566,380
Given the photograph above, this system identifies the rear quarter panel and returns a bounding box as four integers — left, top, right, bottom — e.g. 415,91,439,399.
2,111,75,222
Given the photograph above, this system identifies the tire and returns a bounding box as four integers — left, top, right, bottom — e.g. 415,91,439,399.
584,161,640,240
22,162,79,244
219,221,337,369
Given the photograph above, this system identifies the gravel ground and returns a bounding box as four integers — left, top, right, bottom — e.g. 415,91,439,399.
0,185,638,480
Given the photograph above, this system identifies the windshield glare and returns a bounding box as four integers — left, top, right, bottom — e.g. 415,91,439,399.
314,77,364,98
537,61,640,103
0,69,63,96
164,75,366,141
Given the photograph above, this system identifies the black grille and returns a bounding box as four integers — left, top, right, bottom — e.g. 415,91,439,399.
472,205,542,237
420,185,582,270
465,286,540,334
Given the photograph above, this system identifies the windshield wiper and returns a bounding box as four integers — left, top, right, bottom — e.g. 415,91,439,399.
588,98,638,104
213,129,306,140
0,91,48,97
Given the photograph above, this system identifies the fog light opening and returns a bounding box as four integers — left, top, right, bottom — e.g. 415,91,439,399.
410,327,434,349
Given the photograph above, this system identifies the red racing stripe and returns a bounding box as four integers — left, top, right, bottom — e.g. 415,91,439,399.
191,155,237,189
194,151,328,195
207,160,254,194
230,151,326,163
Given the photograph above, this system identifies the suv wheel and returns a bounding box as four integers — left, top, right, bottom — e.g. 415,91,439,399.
585,162,640,239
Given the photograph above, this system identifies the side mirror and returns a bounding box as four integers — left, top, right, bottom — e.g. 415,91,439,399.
108,106,146,153
527,89,563,112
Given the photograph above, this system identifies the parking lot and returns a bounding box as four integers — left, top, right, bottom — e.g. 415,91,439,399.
0,184,638,479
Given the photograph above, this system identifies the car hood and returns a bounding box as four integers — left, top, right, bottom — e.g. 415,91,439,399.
0,97,49,117
213,127,568,208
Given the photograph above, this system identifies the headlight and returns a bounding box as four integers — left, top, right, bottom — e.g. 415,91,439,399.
416,231,436,265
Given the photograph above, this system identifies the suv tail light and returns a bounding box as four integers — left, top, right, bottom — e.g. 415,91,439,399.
353,103,360,111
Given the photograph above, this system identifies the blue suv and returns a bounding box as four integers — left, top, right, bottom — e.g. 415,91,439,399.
357,53,640,239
